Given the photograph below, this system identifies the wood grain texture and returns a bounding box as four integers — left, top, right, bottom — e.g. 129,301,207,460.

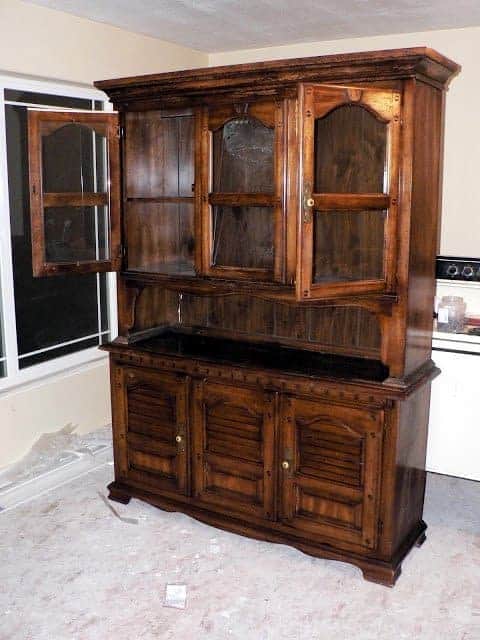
129,287,382,358
95,47,460,104
403,82,444,375
91,48,458,587
28,110,121,276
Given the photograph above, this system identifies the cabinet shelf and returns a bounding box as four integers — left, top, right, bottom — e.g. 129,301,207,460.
123,269,397,313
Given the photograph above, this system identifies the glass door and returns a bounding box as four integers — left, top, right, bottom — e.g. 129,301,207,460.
198,100,285,282
297,84,401,300
28,110,120,276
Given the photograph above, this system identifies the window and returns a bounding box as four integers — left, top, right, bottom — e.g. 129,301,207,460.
0,76,116,389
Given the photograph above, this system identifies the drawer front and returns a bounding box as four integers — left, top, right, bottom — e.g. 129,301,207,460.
192,380,276,521
112,364,190,497
279,396,383,550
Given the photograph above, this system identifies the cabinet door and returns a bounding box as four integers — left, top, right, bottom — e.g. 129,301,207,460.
279,396,383,550
198,101,286,282
28,110,121,276
297,84,401,300
113,366,190,497
192,380,276,520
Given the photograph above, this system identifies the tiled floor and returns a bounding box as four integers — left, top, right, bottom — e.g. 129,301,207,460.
0,455,479,639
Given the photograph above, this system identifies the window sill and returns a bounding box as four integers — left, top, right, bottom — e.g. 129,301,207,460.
0,347,108,396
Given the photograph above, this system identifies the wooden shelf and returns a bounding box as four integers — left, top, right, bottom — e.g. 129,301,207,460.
122,269,397,313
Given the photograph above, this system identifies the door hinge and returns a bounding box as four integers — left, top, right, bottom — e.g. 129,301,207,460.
378,519,384,536
117,125,125,139
118,244,126,259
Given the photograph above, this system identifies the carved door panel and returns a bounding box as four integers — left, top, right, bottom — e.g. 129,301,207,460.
192,380,276,520
279,396,383,549
113,365,190,497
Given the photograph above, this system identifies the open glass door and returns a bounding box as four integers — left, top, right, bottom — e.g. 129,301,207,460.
28,110,120,276
297,84,400,300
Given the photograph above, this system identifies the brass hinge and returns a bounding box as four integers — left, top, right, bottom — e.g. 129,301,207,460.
117,125,125,139
378,519,384,536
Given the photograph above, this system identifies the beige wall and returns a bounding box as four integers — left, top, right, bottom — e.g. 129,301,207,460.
0,0,207,469
0,360,111,468
0,0,207,84
209,27,479,258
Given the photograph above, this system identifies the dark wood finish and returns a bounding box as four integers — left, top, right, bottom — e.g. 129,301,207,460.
192,380,276,520
297,83,401,300
30,49,459,586
110,363,190,498
199,99,287,282
279,396,383,550
42,192,109,207
125,201,195,275
130,288,382,359
95,47,459,103
28,110,121,276
105,336,438,585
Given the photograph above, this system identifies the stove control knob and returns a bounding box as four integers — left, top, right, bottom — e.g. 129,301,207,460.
462,265,474,279
446,264,459,278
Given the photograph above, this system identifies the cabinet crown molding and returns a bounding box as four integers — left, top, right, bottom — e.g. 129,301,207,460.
95,47,460,106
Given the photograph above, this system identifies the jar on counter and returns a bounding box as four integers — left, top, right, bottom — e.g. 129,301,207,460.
437,296,467,333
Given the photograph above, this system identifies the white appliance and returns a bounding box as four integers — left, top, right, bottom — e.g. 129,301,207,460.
427,260,480,481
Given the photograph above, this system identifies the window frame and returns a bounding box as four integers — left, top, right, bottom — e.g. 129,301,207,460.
0,73,117,392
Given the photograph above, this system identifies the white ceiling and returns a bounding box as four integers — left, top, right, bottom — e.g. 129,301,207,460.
25,0,480,53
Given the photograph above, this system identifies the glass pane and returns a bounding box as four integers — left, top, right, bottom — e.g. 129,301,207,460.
44,205,109,263
313,209,386,283
41,123,106,193
212,206,274,269
125,112,194,198
6,102,107,367
314,105,387,193
126,201,195,276
213,118,274,193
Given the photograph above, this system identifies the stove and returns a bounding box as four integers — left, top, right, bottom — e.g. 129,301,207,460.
433,256,480,354
427,257,480,482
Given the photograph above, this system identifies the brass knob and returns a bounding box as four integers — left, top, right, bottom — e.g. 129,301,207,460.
282,460,290,470
306,197,314,207
175,435,183,443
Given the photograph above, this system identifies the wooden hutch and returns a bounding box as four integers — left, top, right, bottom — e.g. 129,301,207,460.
27,48,460,585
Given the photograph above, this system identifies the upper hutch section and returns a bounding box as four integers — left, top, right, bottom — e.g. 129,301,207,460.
91,47,459,305
27,48,459,375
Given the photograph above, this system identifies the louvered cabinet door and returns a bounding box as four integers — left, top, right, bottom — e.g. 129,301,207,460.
192,380,276,521
279,396,383,550
114,365,190,497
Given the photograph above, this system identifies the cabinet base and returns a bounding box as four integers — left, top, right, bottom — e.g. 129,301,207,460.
107,480,427,587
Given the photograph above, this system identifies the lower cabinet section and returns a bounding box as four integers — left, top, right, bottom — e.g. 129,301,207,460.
109,357,430,587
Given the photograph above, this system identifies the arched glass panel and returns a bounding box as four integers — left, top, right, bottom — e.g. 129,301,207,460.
314,105,387,193
42,123,107,193
212,117,274,193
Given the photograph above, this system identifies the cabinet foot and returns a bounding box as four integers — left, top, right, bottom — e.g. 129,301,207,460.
108,482,132,505
361,564,402,587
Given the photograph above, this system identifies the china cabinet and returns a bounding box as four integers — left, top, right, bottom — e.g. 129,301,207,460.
27,47,460,585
